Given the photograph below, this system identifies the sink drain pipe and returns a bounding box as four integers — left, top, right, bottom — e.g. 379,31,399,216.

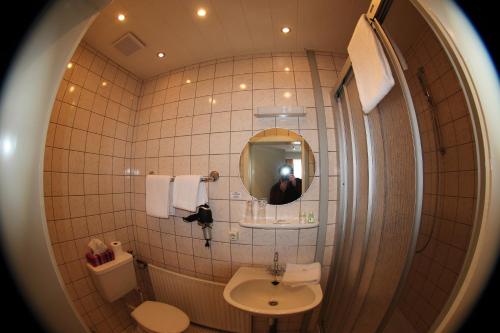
269,318,277,333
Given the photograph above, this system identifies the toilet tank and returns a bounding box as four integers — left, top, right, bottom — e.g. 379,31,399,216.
86,252,137,302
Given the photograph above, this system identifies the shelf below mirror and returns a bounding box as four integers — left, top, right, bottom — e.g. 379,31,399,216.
239,218,319,229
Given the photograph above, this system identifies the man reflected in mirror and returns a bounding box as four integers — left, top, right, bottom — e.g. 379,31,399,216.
269,165,302,205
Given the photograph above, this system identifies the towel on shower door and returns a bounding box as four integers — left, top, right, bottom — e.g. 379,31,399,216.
172,175,208,212
282,262,321,287
146,175,173,218
347,15,395,114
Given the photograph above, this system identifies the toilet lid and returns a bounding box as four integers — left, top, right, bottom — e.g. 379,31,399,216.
132,301,190,333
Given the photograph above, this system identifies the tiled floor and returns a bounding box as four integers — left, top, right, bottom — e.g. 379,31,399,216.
122,323,223,333
185,324,223,333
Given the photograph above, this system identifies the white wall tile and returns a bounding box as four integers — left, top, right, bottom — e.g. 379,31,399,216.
214,76,233,94
210,132,230,154
276,230,299,246
194,96,212,115
212,93,231,112
209,176,229,200
253,229,276,246
198,65,215,81
273,56,293,72
191,134,210,155
253,72,273,89
253,57,272,73
174,136,191,156
274,72,295,88
233,74,252,91
210,112,231,133
210,154,230,177
211,241,230,261
177,99,195,117
231,110,253,131
192,114,211,134
234,59,252,75
191,155,209,175
215,61,233,78
230,131,252,154
176,236,193,255
253,245,275,265
231,91,252,110
212,221,230,242
231,244,252,264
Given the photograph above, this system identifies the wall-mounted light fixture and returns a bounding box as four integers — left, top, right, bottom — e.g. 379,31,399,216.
254,106,306,118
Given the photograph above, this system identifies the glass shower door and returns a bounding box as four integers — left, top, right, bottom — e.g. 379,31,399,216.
321,14,424,333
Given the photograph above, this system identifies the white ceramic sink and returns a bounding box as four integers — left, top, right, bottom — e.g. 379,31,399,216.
223,267,323,316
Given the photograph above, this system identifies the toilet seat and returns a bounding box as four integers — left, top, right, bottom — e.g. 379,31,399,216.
131,301,190,333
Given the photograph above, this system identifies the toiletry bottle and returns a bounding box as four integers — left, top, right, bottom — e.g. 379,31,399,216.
308,212,315,223
257,199,266,223
299,213,306,224
244,200,253,222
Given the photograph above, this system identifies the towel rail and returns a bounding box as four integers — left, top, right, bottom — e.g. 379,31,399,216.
147,170,219,182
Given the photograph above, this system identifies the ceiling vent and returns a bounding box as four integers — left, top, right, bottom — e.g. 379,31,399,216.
112,32,145,56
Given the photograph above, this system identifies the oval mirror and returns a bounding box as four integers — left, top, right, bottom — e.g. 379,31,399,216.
240,128,315,205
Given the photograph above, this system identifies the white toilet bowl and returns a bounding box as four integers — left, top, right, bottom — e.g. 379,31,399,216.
86,253,190,333
132,301,190,333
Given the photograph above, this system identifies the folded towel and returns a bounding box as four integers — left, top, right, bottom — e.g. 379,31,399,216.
172,175,208,212
282,262,321,287
347,15,395,114
146,175,172,218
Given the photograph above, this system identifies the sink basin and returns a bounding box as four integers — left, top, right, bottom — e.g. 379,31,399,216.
223,267,323,316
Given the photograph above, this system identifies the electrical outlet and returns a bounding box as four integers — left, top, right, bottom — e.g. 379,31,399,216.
229,230,239,241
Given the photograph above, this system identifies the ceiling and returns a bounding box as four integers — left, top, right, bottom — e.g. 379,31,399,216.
83,0,370,79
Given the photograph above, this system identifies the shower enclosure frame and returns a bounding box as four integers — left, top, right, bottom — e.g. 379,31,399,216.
321,0,497,332
322,11,424,332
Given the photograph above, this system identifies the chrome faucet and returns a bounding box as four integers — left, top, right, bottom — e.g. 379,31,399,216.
268,252,285,283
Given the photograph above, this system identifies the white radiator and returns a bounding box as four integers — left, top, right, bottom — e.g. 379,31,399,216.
148,264,251,333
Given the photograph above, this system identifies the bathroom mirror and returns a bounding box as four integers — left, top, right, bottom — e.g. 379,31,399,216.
240,128,315,205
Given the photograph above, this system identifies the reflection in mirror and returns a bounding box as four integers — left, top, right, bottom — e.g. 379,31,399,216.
240,128,315,205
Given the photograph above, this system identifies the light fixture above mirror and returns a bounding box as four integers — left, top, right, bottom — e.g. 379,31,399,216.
255,106,306,118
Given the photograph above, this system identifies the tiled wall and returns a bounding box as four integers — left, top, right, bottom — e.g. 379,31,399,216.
396,26,477,332
43,46,344,333
43,42,140,332
130,51,343,290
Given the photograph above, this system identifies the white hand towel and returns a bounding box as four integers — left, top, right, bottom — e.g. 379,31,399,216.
172,175,208,212
347,15,395,114
282,262,321,287
146,175,172,218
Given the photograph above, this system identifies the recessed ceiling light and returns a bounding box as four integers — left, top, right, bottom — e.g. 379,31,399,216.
157,52,165,58
117,13,126,21
186,79,191,84
102,81,107,86
197,8,207,17
281,26,291,34
67,63,73,69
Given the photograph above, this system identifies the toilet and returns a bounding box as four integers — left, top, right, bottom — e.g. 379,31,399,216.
87,252,190,333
